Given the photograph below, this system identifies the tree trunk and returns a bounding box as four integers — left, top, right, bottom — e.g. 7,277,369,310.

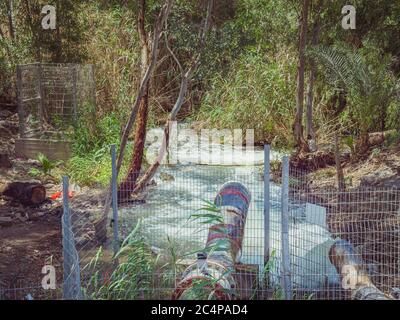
133,0,214,194
118,0,150,200
305,1,322,151
293,0,310,153
96,0,174,244
334,132,346,191
329,240,391,300
24,0,41,61
6,0,16,41
0,24,5,38
1,182,46,206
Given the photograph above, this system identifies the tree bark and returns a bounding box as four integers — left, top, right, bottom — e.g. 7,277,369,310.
24,0,41,61
305,1,322,151
115,0,173,177
0,24,5,38
133,0,214,194
293,0,310,153
118,0,150,200
334,132,346,191
1,182,46,206
97,0,174,244
6,0,16,41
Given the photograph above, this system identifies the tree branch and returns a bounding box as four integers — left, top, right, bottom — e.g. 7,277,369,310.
133,0,214,194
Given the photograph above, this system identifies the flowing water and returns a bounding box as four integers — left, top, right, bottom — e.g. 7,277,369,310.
119,126,339,290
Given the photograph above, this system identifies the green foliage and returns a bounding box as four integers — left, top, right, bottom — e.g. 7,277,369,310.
83,221,157,300
28,153,61,178
72,109,121,157
196,51,297,147
311,45,400,135
67,108,125,186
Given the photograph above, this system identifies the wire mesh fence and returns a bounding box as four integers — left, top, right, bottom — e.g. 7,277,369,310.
0,277,61,300
284,164,400,300
58,145,400,300
114,165,268,300
2,145,399,300
16,63,95,138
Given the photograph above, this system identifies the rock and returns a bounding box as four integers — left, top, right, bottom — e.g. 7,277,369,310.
360,168,400,188
16,212,29,222
160,172,175,181
0,217,12,227
151,246,162,255
44,183,56,189
28,212,41,221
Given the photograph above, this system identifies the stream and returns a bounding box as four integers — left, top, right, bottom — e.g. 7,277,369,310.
119,126,339,290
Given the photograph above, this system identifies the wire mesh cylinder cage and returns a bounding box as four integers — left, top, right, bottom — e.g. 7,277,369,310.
16,63,96,139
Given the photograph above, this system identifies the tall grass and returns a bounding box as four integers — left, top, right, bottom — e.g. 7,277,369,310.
83,221,158,300
195,51,297,147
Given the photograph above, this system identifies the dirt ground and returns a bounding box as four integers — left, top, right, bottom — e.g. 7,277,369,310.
307,146,400,191
0,104,64,299
0,207,63,299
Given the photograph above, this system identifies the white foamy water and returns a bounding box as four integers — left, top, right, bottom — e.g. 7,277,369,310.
119,163,339,290
144,124,281,166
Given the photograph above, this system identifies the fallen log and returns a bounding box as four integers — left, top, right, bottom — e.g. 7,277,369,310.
173,182,251,300
329,239,391,300
1,182,46,206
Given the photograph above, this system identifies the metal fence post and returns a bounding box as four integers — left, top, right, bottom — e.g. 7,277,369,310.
281,156,293,300
263,145,270,267
111,144,119,255
62,176,72,299
62,176,82,300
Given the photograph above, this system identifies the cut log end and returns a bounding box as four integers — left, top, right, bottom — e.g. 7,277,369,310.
1,182,46,206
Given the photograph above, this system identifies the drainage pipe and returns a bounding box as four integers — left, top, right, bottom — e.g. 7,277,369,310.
173,182,251,300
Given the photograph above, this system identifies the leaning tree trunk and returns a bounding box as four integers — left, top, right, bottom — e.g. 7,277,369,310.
329,240,391,300
118,0,150,200
132,0,214,195
95,0,174,244
293,0,310,153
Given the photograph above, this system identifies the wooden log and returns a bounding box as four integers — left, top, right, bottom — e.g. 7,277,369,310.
0,153,12,168
1,182,46,206
329,239,391,300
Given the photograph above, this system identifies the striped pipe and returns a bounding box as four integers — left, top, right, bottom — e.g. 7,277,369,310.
173,182,251,300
